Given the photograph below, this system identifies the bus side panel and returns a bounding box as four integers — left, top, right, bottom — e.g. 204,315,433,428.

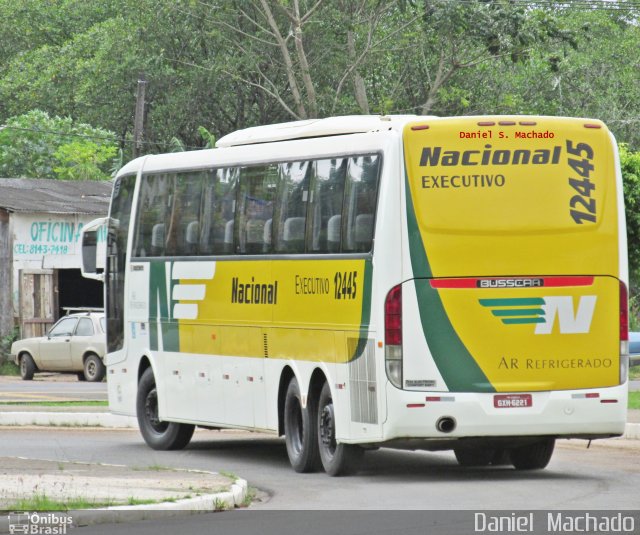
118,257,377,431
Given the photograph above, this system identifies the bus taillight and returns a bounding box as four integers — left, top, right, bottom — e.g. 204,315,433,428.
620,281,629,346
620,281,629,383
385,284,403,389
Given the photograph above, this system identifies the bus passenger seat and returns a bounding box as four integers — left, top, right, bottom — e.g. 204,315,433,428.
355,214,373,251
151,223,165,256
185,221,199,254
283,217,305,252
224,220,234,253
263,219,272,252
246,219,266,254
327,215,341,253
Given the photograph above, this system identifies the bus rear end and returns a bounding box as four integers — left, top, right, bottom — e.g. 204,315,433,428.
390,116,628,466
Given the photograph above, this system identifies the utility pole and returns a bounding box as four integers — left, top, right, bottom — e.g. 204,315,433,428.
133,77,147,159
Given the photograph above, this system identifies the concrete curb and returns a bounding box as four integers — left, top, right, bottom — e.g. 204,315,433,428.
0,411,137,428
0,411,638,440
624,423,640,439
0,478,248,532
71,478,248,527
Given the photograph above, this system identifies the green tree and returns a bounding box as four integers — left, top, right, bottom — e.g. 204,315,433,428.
621,144,640,281
53,140,117,180
1,1,640,156
620,143,640,327
0,109,118,179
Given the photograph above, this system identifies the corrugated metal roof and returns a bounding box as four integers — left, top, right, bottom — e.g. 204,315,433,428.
0,178,112,215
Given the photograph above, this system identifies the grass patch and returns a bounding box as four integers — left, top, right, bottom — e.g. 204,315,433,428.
219,470,238,481
0,361,19,376
11,493,179,510
240,487,258,508
213,497,229,511
629,366,640,380
1,401,108,407
126,497,166,506
132,464,174,472
12,493,116,511
629,391,640,410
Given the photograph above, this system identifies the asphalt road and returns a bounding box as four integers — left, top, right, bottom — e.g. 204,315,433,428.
0,427,638,511
78,510,634,535
2,372,639,535
0,375,107,402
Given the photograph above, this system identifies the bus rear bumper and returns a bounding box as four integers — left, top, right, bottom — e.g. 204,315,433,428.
378,383,628,444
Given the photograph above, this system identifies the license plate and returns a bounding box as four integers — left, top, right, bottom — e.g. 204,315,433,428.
494,394,532,408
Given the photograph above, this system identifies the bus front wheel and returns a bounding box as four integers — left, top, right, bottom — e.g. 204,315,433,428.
317,382,363,476
136,368,195,450
284,377,320,472
510,438,555,470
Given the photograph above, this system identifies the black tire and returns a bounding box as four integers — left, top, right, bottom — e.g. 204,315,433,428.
136,368,195,450
83,354,106,382
317,382,364,476
19,353,36,381
491,449,511,466
510,438,555,470
454,448,495,467
284,377,320,472
77,372,87,382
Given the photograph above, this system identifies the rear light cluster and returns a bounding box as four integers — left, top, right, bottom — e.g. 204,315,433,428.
620,281,629,383
385,284,403,389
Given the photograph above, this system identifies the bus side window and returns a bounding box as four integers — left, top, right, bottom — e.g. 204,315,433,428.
275,161,311,254
165,171,205,257
134,173,172,257
343,155,380,253
237,164,278,254
200,167,238,256
308,158,347,253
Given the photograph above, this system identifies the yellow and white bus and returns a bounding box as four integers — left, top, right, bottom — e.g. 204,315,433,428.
82,115,629,475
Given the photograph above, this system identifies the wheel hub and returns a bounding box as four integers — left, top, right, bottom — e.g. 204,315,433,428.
320,403,335,453
145,389,162,428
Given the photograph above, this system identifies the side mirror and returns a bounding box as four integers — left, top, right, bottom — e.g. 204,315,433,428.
81,218,106,282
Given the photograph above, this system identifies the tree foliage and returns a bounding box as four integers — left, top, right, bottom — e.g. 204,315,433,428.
621,144,640,284
1,1,640,277
1,1,639,148
0,110,117,180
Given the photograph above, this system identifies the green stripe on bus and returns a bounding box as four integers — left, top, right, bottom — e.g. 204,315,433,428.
352,259,373,360
480,298,545,307
149,260,179,352
491,308,545,317
405,170,494,393
502,317,546,324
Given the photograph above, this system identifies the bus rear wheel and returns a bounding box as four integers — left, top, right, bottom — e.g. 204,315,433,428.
454,447,496,467
136,368,195,450
510,438,555,470
317,382,363,476
284,377,320,472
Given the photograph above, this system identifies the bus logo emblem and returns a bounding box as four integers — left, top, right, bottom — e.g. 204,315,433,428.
479,296,596,334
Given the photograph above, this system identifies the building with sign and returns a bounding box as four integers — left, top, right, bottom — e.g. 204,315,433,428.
0,179,111,338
